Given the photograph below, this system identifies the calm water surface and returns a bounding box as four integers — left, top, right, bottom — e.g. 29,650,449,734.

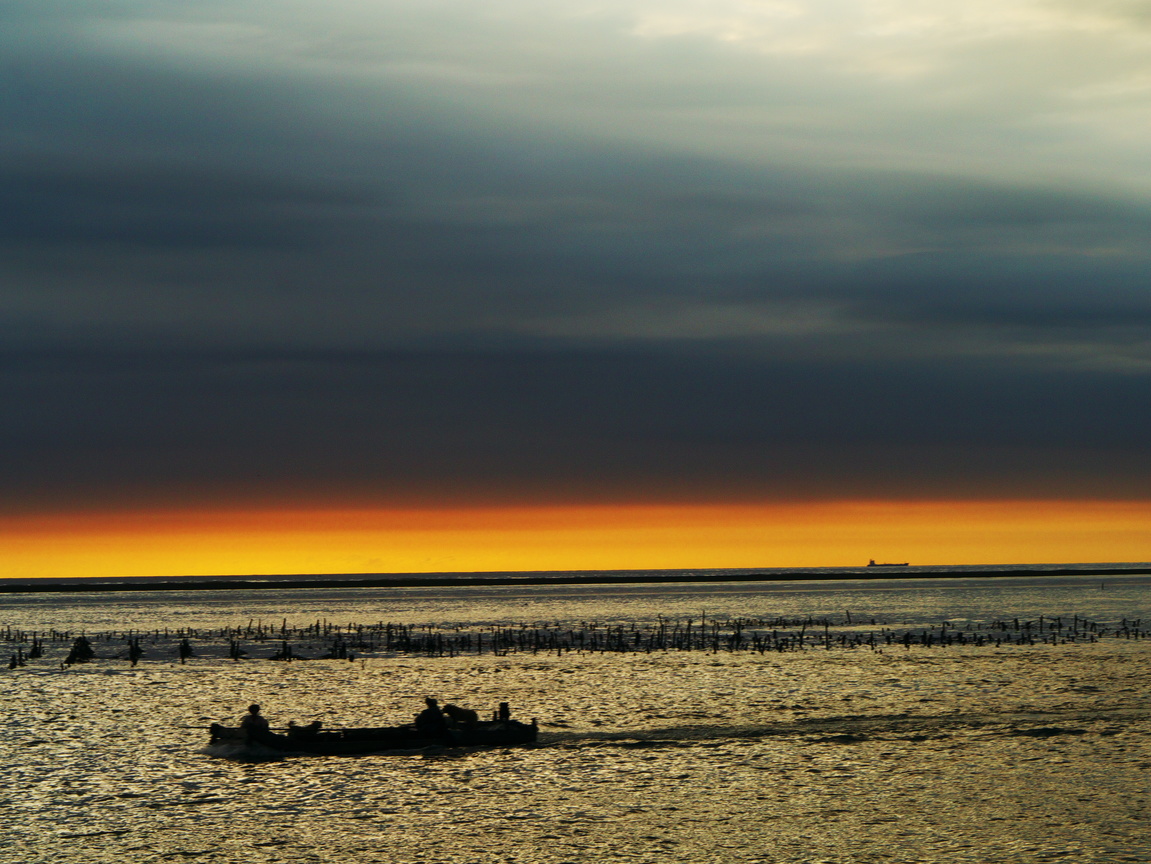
3,573,1149,632
1,575,1148,863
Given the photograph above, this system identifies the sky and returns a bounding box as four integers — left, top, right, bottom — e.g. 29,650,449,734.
4,0,1151,576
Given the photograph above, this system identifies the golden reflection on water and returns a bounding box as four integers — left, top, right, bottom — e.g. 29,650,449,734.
1,642,1149,863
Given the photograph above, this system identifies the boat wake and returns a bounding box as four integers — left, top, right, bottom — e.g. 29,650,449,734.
538,706,1150,749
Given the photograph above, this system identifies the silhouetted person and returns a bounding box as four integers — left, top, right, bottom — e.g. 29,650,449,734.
287,719,323,740
240,704,270,738
415,697,449,738
443,703,479,726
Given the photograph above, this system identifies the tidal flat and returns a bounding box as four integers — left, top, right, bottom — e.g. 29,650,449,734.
1,577,1149,863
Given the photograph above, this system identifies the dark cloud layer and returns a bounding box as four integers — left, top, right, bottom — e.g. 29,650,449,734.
4,1,1151,513
5,346,1150,514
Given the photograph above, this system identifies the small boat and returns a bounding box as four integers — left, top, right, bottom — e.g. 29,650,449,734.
867,559,909,567
207,709,538,756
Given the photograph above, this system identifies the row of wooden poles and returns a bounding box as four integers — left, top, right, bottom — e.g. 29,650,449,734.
0,612,1135,642
1,614,1146,666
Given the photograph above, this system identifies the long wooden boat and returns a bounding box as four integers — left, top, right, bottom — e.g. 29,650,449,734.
207,716,538,756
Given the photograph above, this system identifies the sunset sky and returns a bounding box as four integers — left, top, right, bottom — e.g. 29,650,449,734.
4,1,1151,577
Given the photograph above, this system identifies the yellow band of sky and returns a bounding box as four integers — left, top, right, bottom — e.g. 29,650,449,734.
2,500,1149,579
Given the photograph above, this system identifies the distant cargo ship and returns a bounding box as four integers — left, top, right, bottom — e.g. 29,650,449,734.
868,559,909,567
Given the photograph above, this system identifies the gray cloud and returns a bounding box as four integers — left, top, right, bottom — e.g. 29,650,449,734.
5,346,1151,513
4,0,1151,508
1,154,375,248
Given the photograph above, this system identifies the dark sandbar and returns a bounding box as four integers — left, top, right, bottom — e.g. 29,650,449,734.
2,565,1148,593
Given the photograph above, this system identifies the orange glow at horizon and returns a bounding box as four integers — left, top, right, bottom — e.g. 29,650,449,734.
2,499,1150,579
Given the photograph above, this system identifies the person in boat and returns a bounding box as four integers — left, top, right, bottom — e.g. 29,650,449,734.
442,703,479,727
240,704,270,737
414,696,450,738
287,719,323,740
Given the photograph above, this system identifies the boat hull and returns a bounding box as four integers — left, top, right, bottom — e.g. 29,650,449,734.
208,719,538,755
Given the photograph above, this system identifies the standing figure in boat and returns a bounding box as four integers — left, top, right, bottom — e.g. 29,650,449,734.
240,703,270,736
414,697,449,737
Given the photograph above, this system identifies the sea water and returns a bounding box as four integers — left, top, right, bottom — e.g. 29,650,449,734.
0,573,1148,863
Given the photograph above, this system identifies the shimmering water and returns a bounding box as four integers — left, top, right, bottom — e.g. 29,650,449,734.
4,573,1150,632
2,576,1149,863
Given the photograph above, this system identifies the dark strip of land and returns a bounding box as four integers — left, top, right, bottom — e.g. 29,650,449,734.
0,567,1148,593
